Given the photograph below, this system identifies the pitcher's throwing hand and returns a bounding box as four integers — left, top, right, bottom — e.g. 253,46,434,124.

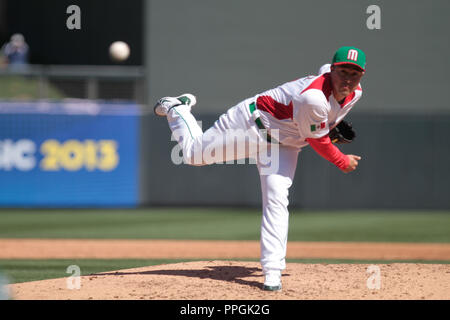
343,155,362,173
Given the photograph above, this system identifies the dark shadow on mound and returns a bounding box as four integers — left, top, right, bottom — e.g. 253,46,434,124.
92,265,273,289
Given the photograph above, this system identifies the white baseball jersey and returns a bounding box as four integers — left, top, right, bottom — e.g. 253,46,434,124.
163,63,363,277
251,64,362,149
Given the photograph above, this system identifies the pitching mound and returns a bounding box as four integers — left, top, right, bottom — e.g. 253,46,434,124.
9,260,450,300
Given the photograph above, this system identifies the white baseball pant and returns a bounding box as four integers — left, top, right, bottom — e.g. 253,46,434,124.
166,98,299,275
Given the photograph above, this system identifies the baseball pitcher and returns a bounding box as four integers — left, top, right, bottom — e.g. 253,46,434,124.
154,46,366,291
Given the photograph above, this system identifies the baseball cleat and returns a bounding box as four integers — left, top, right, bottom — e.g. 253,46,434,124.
154,93,197,117
263,271,282,291
263,283,282,291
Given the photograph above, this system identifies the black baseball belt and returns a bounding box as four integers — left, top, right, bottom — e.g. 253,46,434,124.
248,102,279,144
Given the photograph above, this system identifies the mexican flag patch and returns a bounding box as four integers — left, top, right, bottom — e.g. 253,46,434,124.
310,122,326,132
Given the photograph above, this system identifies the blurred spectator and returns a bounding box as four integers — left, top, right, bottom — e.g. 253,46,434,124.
1,33,29,70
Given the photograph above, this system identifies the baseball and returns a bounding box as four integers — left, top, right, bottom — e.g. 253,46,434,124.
109,41,130,62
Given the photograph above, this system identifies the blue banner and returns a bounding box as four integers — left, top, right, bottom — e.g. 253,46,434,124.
0,101,140,207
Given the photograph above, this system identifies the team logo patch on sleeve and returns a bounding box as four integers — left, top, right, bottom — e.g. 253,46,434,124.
310,122,326,132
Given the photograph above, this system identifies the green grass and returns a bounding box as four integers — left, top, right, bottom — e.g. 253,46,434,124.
0,208,449,243
0,76,66,99
1,208,448,284
289,210,450,243
0,259,187,284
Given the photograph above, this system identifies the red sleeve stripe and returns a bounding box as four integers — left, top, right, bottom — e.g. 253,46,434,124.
306,135,349,171
256,95,293,120
340,91,355,107
300,73,333,100
339,85,361,107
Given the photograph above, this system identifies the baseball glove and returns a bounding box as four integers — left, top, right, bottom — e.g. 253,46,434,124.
328,120,356,144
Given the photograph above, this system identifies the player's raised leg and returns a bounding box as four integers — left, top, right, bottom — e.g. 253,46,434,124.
257,145,299,291
155,95,262,165
154,93,206,165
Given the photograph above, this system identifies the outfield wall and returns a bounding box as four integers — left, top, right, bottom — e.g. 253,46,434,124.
1,1,449,209
0,102,448,209
0,101,140,207
141,111,450,210
142,0,450,209
145,0,450,115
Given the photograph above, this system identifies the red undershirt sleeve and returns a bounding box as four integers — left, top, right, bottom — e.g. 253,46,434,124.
306,135,350,171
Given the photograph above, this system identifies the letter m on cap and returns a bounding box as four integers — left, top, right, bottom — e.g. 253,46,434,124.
347,49,358,61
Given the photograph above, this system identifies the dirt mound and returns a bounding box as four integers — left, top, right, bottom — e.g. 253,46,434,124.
9,260,450,300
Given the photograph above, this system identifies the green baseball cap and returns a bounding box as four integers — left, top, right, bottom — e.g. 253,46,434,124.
332,46,366,71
